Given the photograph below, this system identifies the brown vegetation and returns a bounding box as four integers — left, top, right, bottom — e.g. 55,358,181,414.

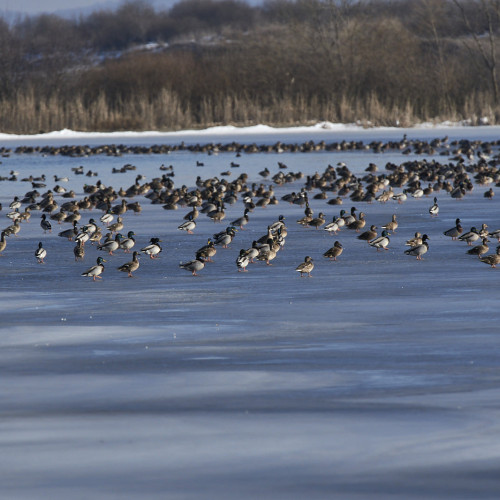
1,0,500,133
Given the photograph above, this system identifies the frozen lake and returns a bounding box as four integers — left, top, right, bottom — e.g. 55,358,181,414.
1,124,500,499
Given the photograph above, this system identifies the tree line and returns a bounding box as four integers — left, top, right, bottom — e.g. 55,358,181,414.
1,0,500,133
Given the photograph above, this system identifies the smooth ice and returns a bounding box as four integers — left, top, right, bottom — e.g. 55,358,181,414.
1,124,500,499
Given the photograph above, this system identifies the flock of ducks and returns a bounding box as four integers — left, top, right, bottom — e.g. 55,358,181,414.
2,134,500,281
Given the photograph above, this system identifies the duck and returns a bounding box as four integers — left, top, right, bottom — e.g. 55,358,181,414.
484,188,494,199
347,211,366,232
392,190,408,204
100,209,114,226
184,206,199,221
178,216,196,234
117,251,140,277
196,239,217,262
40,214,51,233
120,231,136,253
81,256,106,281
179,258,205,276
443,218,463,240
108,216,124,234
480,246,500,268
467,238,489,258
9,196,21,210
357,225,378,242
75,226,91,246
5,219,21,237
141,237,162,259
230,208,250,230
74,239,85,261
269,215,286,233
307,212,326,229
58,220,79,241
369,230,391,251
342,207,357,226
236,249,250,272
0,231,7,255
458,227,480,246
429,197,439,217
323,241,343,261
404,234,429,260
243,241,260,263
214,227,237,248
295,256,314,277
382,214,398,232
323,216,340,235
488,228,500,242
35,241,47,264
256,238,277,265
97,233,122,255
406,232,423,247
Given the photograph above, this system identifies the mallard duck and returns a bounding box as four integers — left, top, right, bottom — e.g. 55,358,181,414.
90,226,103,245
269,215,286,233
467,238,489,258
120,231,136,252
40,214,52,233
369,230,390,251
6,209,21,221
443,218,463,240
81,256,106,281
342,207,357,226
214,227,237,248
208,202,226,223
9,196,21,210
479,223,489,238
480,246,500,268
97,233,122,255
178,216,196,234
295,256,314,277
74,239,85,261
58,220,79,241
108,216,124,234
429,197,439,217
382,214,398,232
347,211,366,232
183,206,199,222
323,241,343,261
0,231,7,255
86,218,98,235
100,209,114,226
243,241,260,263
35,241,46,264
196,239,216,262
50,211,67,224
256,239,277,265
179,258,205,276
5,219,21,237
458,227,480,246
307,212,326,229
117,251,140,277
484,188,494,199
357,225,377,241
488,228,500,242
324,217,340,235
141,237,162,259
404,234,429,260
236,249,250,272
392,190,407,204
19,207,31,223
75,226,91,245
230,208,250,230
406,232,423,247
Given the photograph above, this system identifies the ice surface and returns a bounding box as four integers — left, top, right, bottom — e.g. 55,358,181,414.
1,125,500,499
